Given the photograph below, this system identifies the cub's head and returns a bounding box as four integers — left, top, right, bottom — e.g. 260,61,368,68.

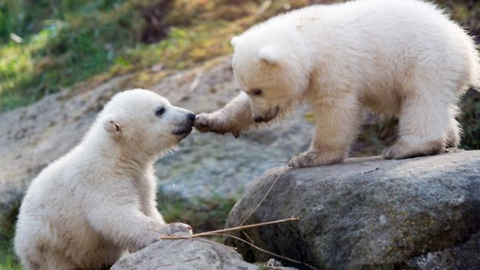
231,32,312,123
98,89,195,156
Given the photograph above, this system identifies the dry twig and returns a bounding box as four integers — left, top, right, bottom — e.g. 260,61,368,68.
159,217,298,240
241,167,289,225
210,233,318,270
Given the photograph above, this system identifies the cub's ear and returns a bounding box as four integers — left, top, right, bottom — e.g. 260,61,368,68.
258,45,282,65
230,36,239,47
103,116,123,136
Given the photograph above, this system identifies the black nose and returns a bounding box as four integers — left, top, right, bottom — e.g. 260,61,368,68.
187,113,196,123
254,116,264,123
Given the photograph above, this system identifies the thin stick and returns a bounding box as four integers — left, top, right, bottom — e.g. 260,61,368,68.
241,167,289,226
159,217,299,240
237,168,289,259
242,230,255,244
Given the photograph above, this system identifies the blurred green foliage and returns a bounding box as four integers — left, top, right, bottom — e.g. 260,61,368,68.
1,0,133,110
0,0,150,111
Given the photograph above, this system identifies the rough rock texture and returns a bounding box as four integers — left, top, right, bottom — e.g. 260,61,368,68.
226,151,480,270
111,238,297,270
0,56,313,229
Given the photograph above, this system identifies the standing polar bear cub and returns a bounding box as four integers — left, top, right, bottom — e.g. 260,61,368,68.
15,89,195,270
195,0,480,168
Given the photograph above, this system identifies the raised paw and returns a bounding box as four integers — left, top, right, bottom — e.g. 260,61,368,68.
288,151,345,168
194,113,241,137
194,113,216,133
194,113,229,135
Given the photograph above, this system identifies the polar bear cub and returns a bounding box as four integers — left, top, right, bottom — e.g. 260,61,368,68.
15,89,195,270
195,0,480,168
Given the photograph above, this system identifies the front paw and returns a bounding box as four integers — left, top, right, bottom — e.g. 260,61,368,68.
163,222,193,236
194,113,216,133
194,113,240,137
382,143,405,159
194,113,227,134
289,151,344,168
382,140,444,159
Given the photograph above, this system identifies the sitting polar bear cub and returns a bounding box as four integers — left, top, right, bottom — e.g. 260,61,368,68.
195,0,480,168
15,89,195,270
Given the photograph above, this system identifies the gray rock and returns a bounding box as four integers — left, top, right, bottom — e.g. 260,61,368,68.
110,238,297,270
225,151,480,270
406,231,480,270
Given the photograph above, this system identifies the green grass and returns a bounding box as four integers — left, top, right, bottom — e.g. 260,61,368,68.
0,0,144,111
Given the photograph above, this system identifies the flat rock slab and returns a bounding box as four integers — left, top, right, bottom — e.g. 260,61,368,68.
111,238,297,270
226,151,480,270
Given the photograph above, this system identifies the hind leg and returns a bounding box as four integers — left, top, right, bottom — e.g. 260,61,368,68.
17,238,76,270
383,93,452,159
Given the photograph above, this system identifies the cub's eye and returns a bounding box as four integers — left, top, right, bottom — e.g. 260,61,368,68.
155,107,166,117
251,89,263,96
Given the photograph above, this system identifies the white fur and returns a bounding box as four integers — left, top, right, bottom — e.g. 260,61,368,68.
196,0,480,167
14,89,195,270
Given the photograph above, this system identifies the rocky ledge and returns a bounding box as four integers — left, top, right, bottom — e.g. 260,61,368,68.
226,151,480,270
